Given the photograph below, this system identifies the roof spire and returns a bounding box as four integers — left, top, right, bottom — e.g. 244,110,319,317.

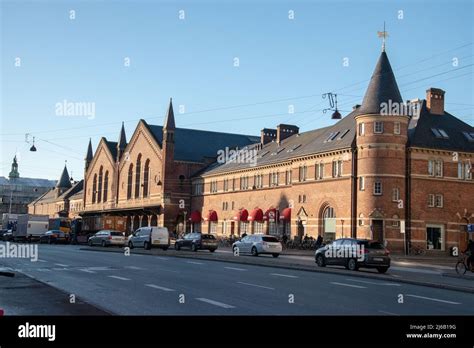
9,155,20,179
118,122,127,151
85,138,93,162
56,162,72,189
377,21,389,52
164,98,176,130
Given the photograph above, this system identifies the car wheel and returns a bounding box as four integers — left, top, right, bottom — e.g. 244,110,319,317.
272,253,279,258
191,244,198,252
209,249,216,253
347,258,358,271
144,241,151,250
88,239,93,246
377,267,389,274
101,240,107,247
128,241,134,249
251,246,258,257
316,254,326,267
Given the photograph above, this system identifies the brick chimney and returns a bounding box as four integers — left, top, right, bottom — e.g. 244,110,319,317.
426,88,445,115
260,128,277,145
276,124,299,144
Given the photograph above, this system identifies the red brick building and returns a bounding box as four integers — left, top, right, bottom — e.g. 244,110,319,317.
191,49,474,256
80,49,473,256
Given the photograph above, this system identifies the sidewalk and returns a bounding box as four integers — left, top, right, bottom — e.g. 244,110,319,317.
0,268,110,316
80,246,474,294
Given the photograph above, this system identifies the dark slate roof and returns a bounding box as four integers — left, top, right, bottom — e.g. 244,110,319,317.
0,176,56,187
30,180,83,205
61,180,83,199
85,138,93,161
104,139,118,160
143,120,260,162
355,51,403,116
56,166,72,189
408,100,474,152
202,111,357,175
164,99,176,130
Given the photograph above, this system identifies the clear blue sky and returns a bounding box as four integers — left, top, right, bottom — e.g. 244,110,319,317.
1,0,473,180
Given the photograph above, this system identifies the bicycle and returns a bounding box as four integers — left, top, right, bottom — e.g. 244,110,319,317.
455,252,473,275
410,244,426,256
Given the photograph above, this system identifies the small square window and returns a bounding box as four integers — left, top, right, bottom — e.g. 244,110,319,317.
394,122,401,135
373,181,382,195
374,121,384,134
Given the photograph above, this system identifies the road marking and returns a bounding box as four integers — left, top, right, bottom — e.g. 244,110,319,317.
186,261,204,265
155,256,169,261
345,279,401,286
237,281,275,290
270,273,298,278
37,260,47,263
52,268,68,271
54,263,68,267
224,266,247,271
145,284,175,292
406,294,461,305
330,282,367,289
195,298,235,309
390,266,441,275
124,266,144,270
378,310,399,316
108,275,130,281
79,269,96,274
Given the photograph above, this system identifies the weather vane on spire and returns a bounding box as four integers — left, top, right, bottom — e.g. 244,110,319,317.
377,21,389,52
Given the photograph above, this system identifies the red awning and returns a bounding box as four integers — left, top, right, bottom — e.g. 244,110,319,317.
264,208,278,222
233,209,248,222
248,208,264,222
280,208,291,221
204,210,218,222
189,211,202,223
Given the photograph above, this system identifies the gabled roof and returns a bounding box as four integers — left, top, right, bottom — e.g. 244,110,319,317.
408,100,474,152
202,111,357,176
104,139,118,160
143,121,260,163
355,51,403,116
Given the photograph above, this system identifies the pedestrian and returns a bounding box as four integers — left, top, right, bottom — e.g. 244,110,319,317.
315,235,323,249
282,233,288,245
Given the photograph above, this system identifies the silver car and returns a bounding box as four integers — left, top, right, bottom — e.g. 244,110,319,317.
88,230,126,247
232,234,282,257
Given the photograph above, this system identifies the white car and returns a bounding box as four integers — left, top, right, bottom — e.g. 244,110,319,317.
232,234,282,257
128,227,170,250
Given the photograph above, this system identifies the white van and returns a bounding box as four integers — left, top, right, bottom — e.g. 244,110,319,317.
128,226,170,250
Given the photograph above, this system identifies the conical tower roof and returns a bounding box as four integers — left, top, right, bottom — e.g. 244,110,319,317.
85,138,93,162
117,122,127,151
164,98,175,130
56,165,72,189
356,51,403,116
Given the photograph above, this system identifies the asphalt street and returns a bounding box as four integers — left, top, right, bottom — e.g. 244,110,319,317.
0,243,472,315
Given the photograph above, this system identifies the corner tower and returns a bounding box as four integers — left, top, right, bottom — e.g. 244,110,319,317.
354,50,410,252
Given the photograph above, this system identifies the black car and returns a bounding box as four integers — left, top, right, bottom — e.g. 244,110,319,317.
174,233,218,252
315,238,390,273
2,230,13,242
39,230,70,244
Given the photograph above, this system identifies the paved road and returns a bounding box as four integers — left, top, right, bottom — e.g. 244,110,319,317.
0,243,472,315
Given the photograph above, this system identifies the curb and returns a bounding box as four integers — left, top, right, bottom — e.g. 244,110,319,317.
79,247,474,294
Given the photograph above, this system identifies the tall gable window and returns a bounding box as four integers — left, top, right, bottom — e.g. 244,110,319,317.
143,159,150,198
135,154,142,199
127,164,133,200
97,166,103,203
103,171,109,202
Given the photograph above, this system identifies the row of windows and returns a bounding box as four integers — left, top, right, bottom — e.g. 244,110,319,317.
359,178,400,200
427,159,472,180
358,121,401,136
92,167,109,203
126,154,151,200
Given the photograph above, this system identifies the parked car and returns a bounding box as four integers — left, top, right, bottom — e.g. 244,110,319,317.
128,227,170,250
0,229,8,238
232,234,282,257
315,238,390,273
174,233,217,252
39,230,70,244
88,230,126,247
2,230,13,241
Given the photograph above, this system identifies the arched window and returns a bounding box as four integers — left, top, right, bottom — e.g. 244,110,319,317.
97,166,103,203
92,174,97,203
127,164,133,200
322,205,336,241
103,171,109,202
143,159,150,198
135,154,142,199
